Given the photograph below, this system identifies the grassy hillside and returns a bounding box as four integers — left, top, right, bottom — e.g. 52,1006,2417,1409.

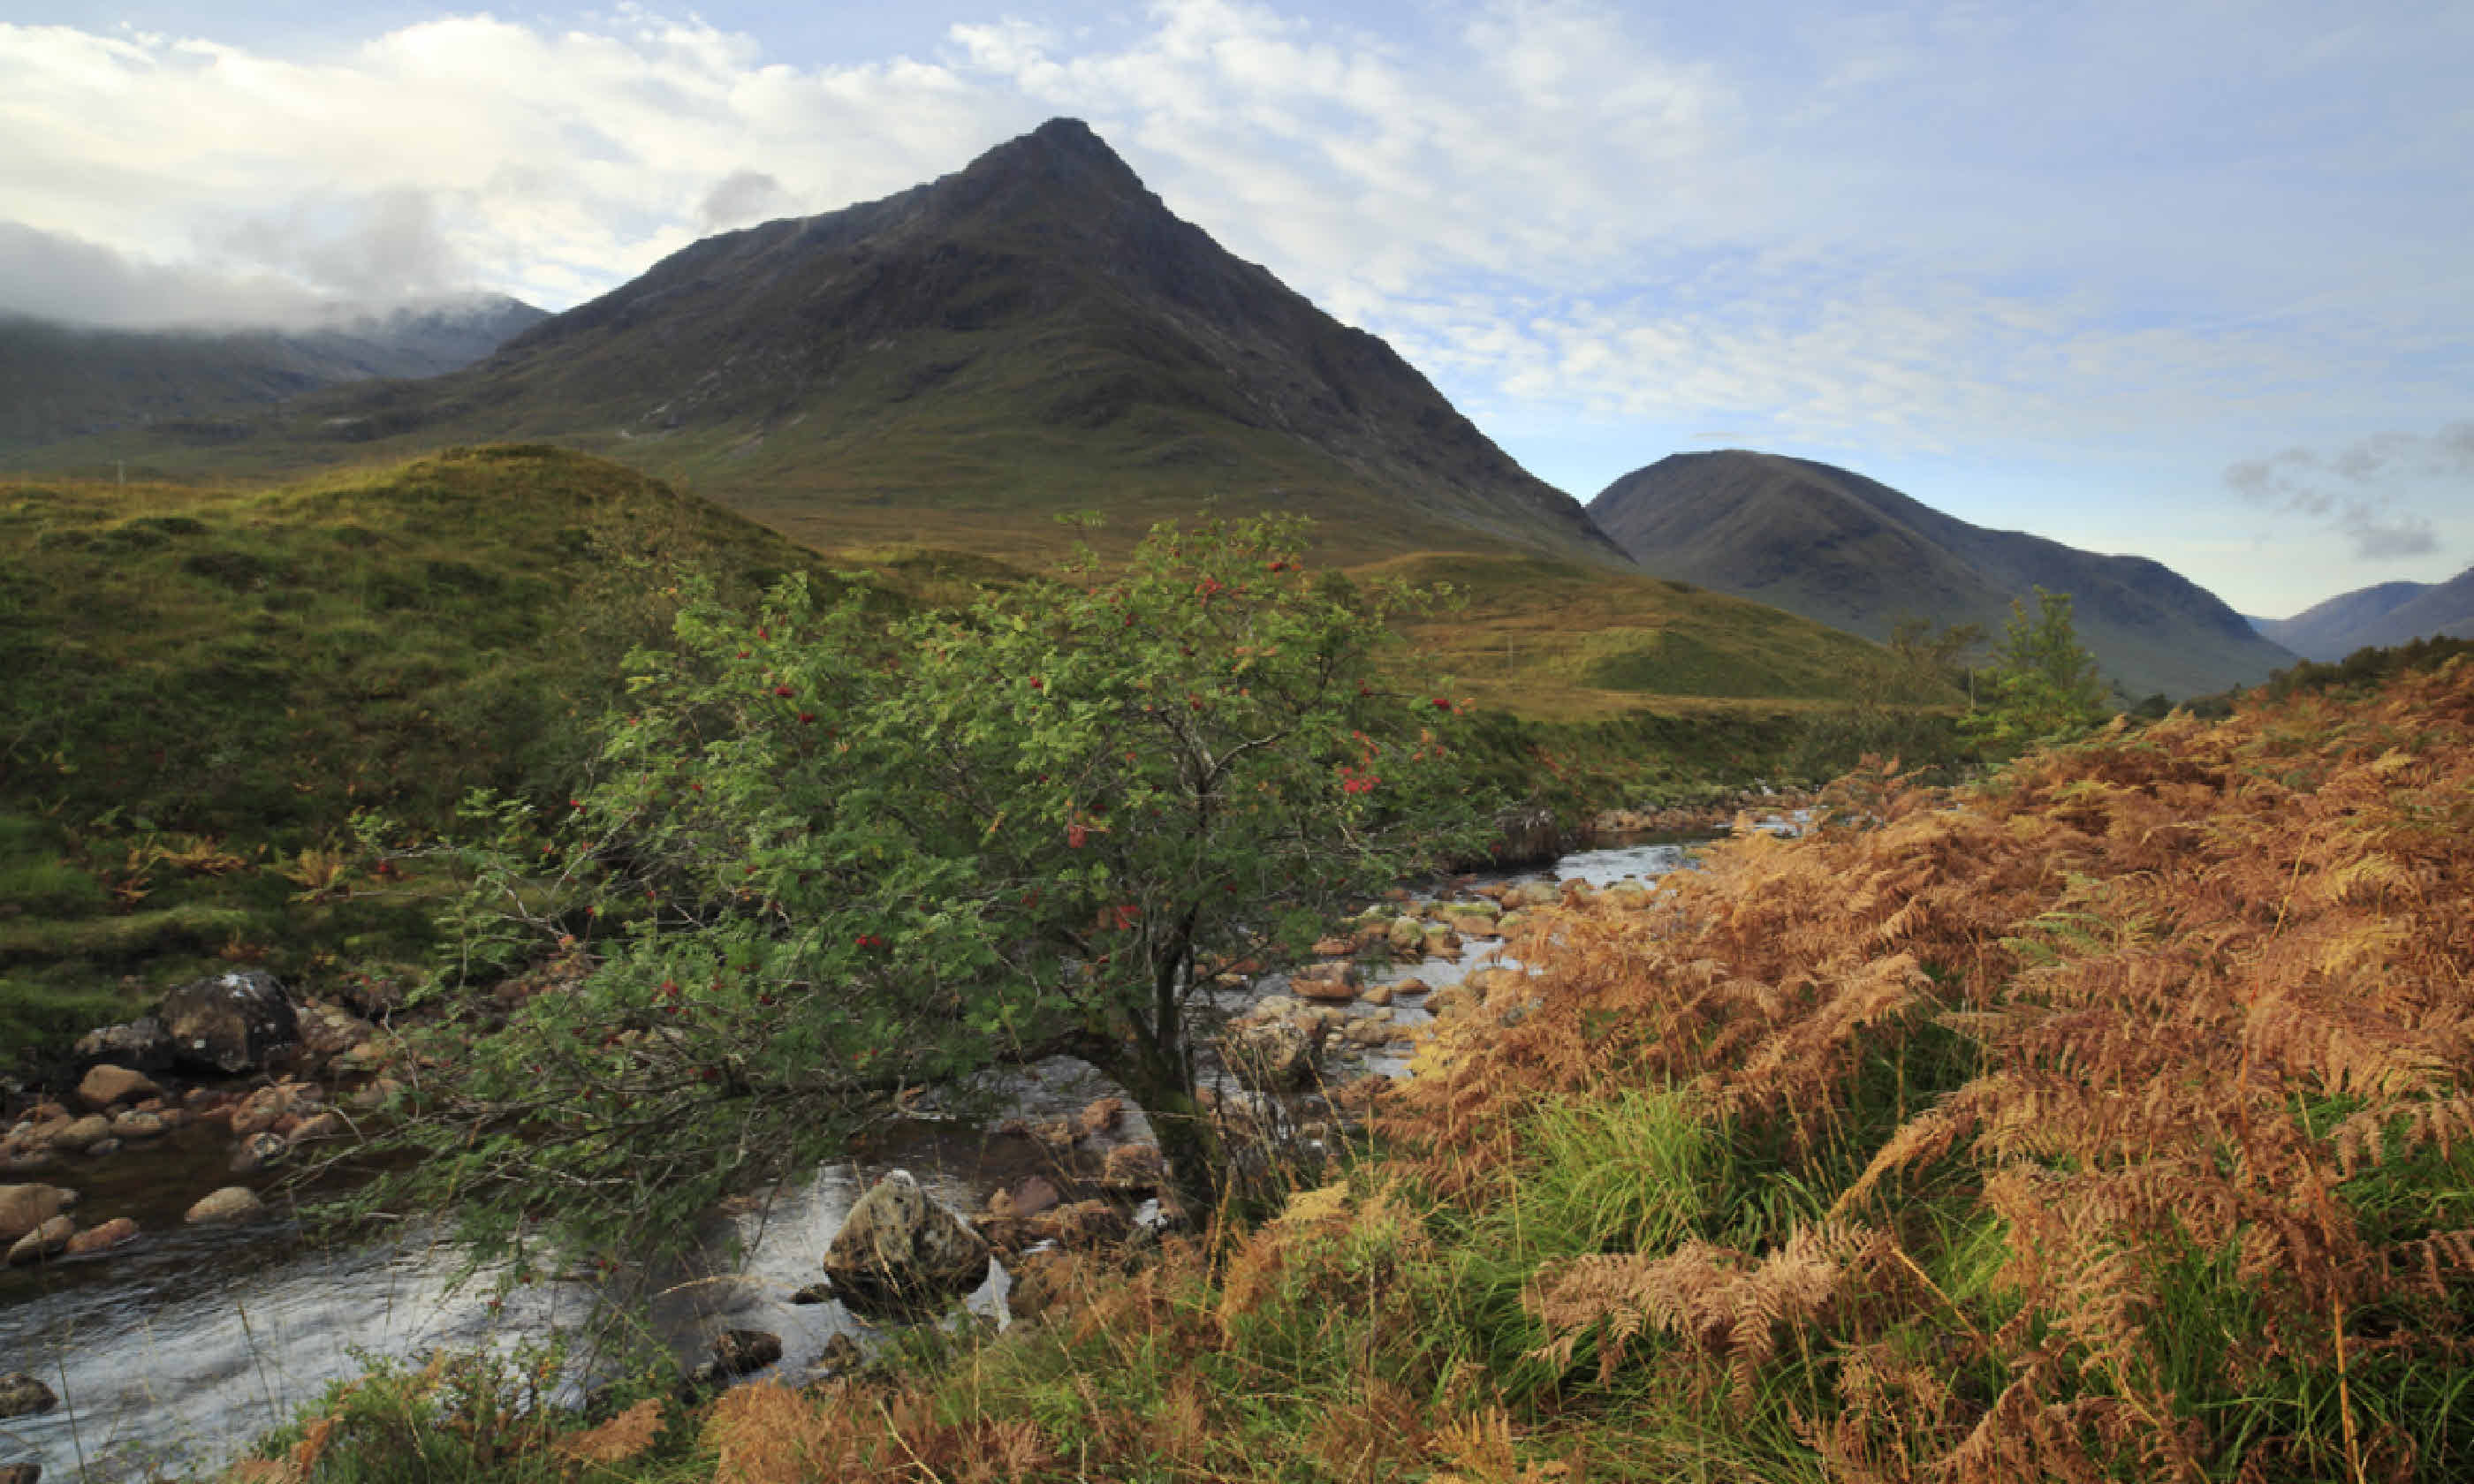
1366,552,1955,720
270,658,2474,1482
1590,450,2295,699
0,444,851,1055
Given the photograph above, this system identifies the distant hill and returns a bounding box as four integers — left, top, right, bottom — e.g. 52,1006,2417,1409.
0,296,544,456
1587,450,2295,699
93,119,1626,569
2260,568,2474,660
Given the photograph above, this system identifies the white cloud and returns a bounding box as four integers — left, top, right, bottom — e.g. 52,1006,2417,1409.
0,1,2466,606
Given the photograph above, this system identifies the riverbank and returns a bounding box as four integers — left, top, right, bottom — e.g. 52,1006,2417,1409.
195,662,2474,1484
0,832,1717,1482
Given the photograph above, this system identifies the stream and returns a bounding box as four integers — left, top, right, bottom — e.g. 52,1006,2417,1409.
0,833,1716,1481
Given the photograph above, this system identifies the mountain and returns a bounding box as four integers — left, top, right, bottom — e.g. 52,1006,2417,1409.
1587,450,2296,699
0,296,544,456
2259,569,2474,660
247,119,1626,567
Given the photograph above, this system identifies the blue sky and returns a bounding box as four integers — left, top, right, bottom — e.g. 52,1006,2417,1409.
4,1,2469,617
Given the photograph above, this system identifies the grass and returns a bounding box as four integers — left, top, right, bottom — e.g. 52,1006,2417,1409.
0,443,860,1059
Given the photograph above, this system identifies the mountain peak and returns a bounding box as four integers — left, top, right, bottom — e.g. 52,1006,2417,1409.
955,117,1148,203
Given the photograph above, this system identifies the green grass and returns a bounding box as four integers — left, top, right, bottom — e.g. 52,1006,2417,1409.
0,444,864,1060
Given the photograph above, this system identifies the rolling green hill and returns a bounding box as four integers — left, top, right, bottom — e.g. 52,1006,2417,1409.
1588,449,2296,699
0,443,863,1051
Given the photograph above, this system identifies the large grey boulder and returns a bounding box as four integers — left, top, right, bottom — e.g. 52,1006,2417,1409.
160,971,298,1074
821,1170,991,1317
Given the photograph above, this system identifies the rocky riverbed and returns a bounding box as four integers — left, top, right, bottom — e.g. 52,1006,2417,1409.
0,831,1723,1482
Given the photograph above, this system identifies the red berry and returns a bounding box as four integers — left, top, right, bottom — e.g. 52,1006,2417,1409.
774,685,793,697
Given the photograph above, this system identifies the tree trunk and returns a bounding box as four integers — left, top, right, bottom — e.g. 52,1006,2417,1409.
1089,1041,1224,1214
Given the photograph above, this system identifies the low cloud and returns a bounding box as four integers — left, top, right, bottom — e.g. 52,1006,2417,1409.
698,170,791,231
2225,420,2473,559
0,221,338,329
213,186,473,304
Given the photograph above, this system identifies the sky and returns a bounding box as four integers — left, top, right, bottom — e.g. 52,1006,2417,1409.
3,1,2469,617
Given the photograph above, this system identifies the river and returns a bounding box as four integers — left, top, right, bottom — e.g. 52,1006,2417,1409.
0,834,1711,1481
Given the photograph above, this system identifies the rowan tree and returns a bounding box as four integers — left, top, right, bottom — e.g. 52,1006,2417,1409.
382,517,1491,1268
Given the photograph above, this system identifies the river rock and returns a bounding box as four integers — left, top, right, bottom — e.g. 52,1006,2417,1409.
160,970,298,1074
0,1373,56,1419
184,1185,266,1224
1342,1016,1399,1048
110,1110,168,1140
231,1131,289,1174
820,1170,991,1317
6,1215,74,1265
74,1018,174,1072
1447,913,1501,939
709,1329,782,1376
65,1216,139,1255
1310,935,1354,958
1223,1016,1323,1091
77,1064,161,1110
49,1115,112,1154
297,1002,377,1062
1385,915,1427,954
0,1459,37,1483
229,1086,292,1136
1361,983,1396,1008
1289,962,1359,1002
0,1185,73,1242
289,1111,346,1143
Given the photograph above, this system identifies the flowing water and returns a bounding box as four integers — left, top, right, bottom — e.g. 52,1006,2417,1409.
0,832,1722,1481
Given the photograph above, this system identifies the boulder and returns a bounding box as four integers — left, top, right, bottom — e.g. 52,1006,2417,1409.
1447,913,1501,939
1223,1016,1323,1092
5,1215,74,1265
820,1170,992,1317
160,970,298,1074
49,1116,113,1154
65,1216,140,1255
229,1086,292,1137
1310,935,1354,958
0,1459,36,1484
77,1064,161,1111
184,1185,266,1224
709,1329,782,1376
0,1372,56,1419
0,1185,71,1244
73,1018,175,1072
1385,916,1427,954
